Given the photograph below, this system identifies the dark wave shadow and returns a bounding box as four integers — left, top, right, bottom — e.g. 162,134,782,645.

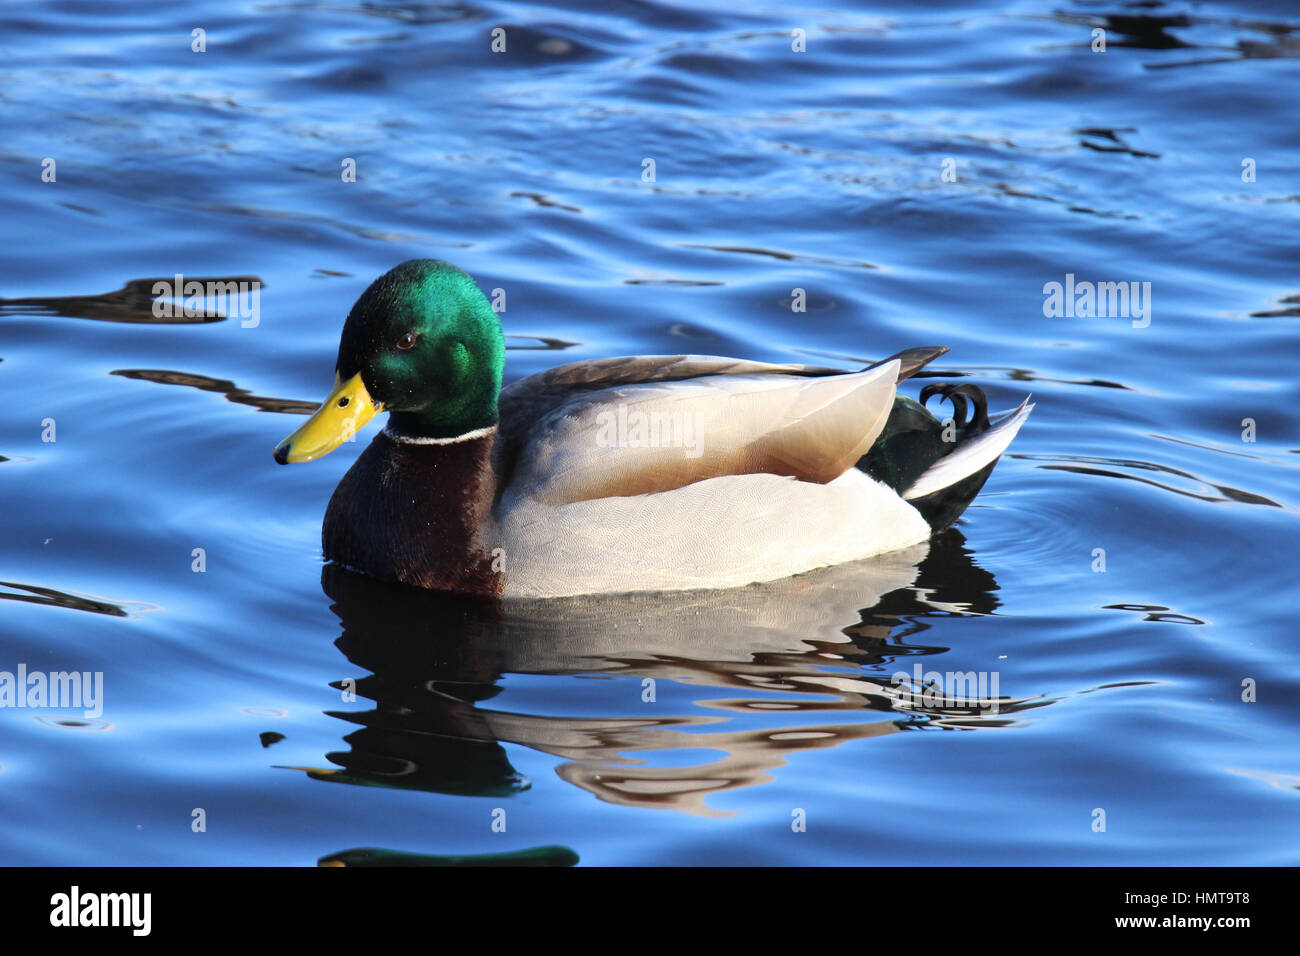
0,277,261,324
110,335,580,416
787,353,1133,391
1016,452,1284,507
504,334,580,351
316,845,578,867
1250,293,1300,318
0,579,156,617
111,369,317,415
1045,9,1300,68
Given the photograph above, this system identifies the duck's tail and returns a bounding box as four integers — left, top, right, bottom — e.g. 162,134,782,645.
900,396,1033,529
856,350,1032,530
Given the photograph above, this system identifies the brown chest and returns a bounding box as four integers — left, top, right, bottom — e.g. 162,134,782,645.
322,431,503,596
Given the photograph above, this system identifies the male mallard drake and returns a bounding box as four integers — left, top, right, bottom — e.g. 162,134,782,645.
274,259,1031,598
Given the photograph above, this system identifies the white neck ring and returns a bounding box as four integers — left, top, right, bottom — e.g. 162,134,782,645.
382,424,497,445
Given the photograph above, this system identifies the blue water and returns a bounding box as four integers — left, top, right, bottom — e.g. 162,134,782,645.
1,0,1298,865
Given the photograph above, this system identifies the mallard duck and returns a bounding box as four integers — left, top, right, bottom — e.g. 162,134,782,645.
274,259,1031,598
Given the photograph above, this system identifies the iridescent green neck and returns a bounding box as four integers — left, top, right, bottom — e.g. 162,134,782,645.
387,359,500,439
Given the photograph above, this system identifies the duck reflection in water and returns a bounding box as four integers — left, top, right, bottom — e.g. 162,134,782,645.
300,529,1050,816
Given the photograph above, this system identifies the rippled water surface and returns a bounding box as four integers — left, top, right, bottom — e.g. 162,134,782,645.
2,0,1298,865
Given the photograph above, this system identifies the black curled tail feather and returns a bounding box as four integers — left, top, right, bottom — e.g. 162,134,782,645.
858,382,999,531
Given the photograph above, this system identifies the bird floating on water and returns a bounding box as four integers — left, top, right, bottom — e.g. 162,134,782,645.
274,259,1031,598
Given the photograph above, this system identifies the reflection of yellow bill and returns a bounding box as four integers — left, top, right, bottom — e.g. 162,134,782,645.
274,372,381,464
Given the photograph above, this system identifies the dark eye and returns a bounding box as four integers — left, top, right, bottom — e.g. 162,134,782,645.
396,332,419,350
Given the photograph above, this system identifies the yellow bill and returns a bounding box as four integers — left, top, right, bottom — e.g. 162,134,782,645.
274,372,382,464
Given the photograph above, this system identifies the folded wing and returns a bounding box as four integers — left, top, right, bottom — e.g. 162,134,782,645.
500,359,901,507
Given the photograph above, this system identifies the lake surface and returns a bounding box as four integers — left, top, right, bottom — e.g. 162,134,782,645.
1,0,1297,865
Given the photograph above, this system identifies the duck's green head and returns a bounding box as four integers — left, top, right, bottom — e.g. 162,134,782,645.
274,259,505,464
